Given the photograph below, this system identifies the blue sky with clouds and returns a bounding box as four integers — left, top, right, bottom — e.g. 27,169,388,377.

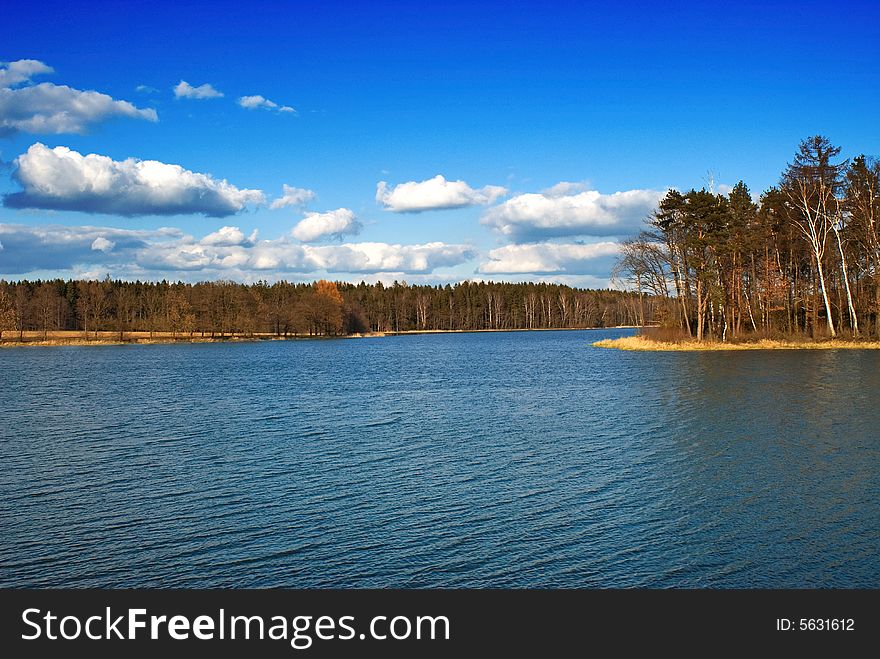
1,0,879,285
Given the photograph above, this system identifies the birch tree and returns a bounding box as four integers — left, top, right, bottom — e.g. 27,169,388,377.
782,136,846,337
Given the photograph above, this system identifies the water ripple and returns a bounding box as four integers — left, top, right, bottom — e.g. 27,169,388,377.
1,329,878,588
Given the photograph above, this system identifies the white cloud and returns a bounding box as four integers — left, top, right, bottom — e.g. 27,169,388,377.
541,181,590,197
238,95,295,113
0,223,474,278
91,236,115,252
478,241,620,275
376,175,508,213
174,80,223,99
292,208,361,242
0,59,54,87
481,187,663,240
239,95,267,109
0,59,157,135
4,143,265,217
0,223,180,274
201,226,257,246
139,236,475,274
135,84,158,94
269,184,316,210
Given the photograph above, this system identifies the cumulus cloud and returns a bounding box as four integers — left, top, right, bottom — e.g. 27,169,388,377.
0,59,157,135
238,95,295,113
201,226,258,246
91,236,115,252
478,241,620,275
0,223,474,277
292,208,361,242
481,187,664,240
4,143,265,217
0,59,53,87
376,175,507,213
139,236,474,274
0,223,180,274
541,181,590,197
174,80,223,99
269,184,316,210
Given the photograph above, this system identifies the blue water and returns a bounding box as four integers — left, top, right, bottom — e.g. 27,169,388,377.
1,329,878,587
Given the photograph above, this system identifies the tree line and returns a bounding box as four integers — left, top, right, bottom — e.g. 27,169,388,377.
615,135,880,340
0,278,653,340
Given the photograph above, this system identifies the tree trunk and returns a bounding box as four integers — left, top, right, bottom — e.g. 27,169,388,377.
696,279,704,342
815,255,836,337
833,226,858,335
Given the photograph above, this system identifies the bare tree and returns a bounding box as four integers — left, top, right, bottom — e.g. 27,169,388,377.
782,136,846,337
32,282,61,340
166,286,193,338
77,279,110,339
613,231,673,326
0,283,18,340
845,156,880,336
415,293,429,330
114,285,137,341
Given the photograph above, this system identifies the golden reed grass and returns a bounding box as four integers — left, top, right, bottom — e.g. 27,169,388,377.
593,336,880,351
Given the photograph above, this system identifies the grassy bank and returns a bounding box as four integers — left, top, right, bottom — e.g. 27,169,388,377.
0,330,388,348
385,326,638,336
1,327,631,348
593,335,880,351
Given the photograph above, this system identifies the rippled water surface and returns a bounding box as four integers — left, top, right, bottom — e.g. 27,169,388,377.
1,329,878,587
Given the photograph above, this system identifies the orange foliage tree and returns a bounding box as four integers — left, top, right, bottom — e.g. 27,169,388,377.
306,280,344,335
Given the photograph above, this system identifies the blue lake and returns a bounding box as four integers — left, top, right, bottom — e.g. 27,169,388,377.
1,328,878,587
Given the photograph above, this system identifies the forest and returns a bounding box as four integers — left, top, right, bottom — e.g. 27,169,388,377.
615,135,880,340
4,134,877,344
0,277,652,340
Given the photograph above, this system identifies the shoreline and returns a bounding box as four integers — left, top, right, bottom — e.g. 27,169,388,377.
0,332,367,348
1,326,637,349
593,335,880,351
385,326,639,336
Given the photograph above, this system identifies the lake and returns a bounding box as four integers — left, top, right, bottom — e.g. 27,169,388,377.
1,328,878,587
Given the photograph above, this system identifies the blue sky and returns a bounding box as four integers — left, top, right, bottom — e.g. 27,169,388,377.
1,0,879,286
